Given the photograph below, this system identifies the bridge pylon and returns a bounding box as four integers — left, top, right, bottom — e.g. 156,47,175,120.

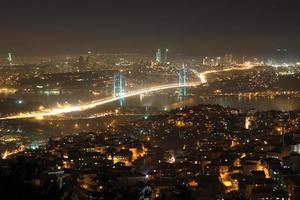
178,63,187,98
113,74,125,107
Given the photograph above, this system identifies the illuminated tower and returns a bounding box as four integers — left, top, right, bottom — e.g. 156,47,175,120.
113,74,125,107
178,70,182,97
178,64,187,97
165,48,169,62
155,49,161,63
78,56,85,71
224,53,233,64
216,57,221,66
283,49,287,64
183,64,187,96
7,53,12,65
276,48,287,65
203,57,208,65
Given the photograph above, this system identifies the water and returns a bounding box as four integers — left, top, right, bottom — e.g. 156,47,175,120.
3,94,300,146
11,90,300,112
162,95,300,111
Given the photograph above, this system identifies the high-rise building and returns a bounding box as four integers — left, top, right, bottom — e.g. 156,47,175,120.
164,48,169,62
78,56,85,70
276,49,287,65
155,49,161,63
224,53,233,64
242,55,247,64
210,59,215,66
203,57,209,65
86,51,92,68
216,57,221,66
7,53,12,65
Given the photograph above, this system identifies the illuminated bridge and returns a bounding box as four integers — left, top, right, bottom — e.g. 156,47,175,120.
0,64,254,120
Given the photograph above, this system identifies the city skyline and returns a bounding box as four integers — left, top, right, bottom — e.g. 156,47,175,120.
1,1,300,200
0,0,300,57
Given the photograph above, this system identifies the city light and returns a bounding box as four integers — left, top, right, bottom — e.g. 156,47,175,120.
1,1,300,199
0,64,255,120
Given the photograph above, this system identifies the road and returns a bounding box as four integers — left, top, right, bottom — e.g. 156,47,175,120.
0,64,254,120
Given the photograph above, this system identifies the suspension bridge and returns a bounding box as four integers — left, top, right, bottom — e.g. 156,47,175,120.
0,64,254,120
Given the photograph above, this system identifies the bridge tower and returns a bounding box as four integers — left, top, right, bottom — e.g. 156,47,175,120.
178,64,187,97
113,74,125,107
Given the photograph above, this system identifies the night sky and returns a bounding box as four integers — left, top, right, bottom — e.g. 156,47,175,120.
0,0,300,57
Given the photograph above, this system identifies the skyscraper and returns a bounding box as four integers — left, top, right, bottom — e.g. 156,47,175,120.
7,53,12,65
203,57,209,65
216,57,221,66
164,48,169,62
242,55,247,64
276,49,287,65
155,49,161,63
78,56,85,70
224,53,233,64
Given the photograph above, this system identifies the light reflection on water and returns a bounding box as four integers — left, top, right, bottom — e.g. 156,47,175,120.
14,91,300,112
7,95,300,143
163,96,300,111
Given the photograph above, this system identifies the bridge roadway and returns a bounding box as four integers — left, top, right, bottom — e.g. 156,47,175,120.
0,64,254,120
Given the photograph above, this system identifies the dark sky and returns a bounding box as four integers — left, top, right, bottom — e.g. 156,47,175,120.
0,0,300,57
